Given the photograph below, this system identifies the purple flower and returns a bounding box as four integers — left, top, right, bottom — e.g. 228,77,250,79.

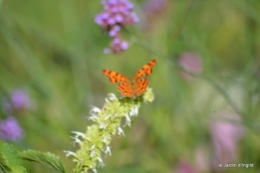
95,0,139,53
95,0,138,32
11,90,32,110
104,36,129,54
108,25,121,37
0,116,23,141
1,90,33,115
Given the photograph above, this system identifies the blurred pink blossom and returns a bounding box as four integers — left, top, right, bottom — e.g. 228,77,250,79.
142,0,168,29
143,0,168,17
175,160,197,173
178,52,202,81
195,148,209,172
210,113,245,171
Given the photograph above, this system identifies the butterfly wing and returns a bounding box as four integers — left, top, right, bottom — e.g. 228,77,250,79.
134,59,157,79
103,70,128,83
103,70,135,97
118,82,135,98
133,59,157,97
135,78,149,97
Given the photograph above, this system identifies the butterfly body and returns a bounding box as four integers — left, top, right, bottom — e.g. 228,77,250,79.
103,59,157,98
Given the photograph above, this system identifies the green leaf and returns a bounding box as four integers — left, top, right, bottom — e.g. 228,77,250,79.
20,149,66,173
0,141,27,173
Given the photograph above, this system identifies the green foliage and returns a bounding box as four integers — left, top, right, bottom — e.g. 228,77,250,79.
20,150,66,173
0,141,27,173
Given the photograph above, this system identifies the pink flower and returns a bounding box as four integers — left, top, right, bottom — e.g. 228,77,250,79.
178,52,202,81
195,148,209,172
175,160,197,173
143,0,168,17
142,0,168,30
210,113,245,171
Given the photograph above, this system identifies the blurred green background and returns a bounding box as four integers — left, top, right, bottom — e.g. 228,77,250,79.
0,0,260,172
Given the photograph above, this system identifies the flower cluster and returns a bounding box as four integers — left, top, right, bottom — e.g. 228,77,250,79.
65,88,155,173
0,89,32,142
95,0,139,54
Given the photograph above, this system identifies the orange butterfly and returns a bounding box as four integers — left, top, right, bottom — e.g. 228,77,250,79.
103,59,157,98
